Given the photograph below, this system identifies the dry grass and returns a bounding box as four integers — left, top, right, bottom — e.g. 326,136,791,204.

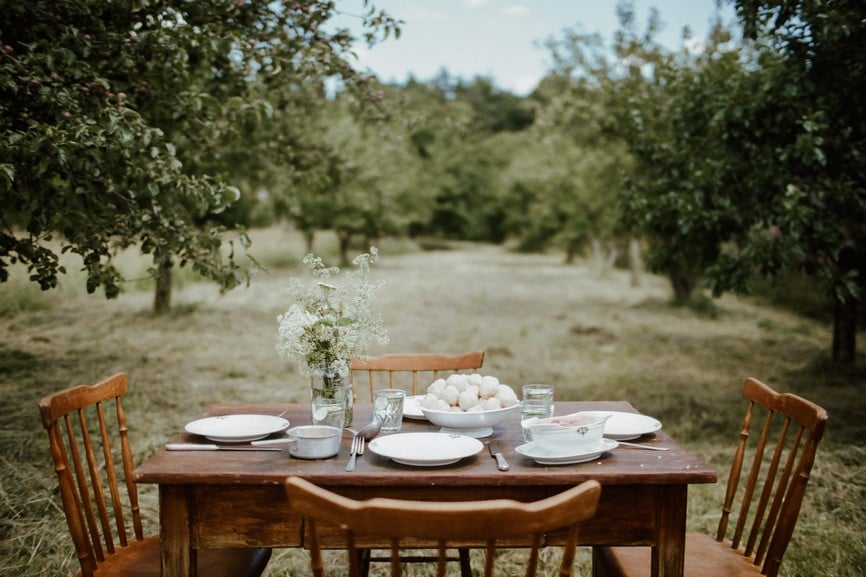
1,226,864,576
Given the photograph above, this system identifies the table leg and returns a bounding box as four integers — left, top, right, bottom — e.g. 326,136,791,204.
160,485,196,577
654,485,687,577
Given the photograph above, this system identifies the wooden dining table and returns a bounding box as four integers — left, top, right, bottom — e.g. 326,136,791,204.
133,401,716,577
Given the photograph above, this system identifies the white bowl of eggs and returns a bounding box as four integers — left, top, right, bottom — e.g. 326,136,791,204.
419,373,520,438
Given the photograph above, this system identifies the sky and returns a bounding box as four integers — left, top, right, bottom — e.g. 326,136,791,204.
339,0,736,95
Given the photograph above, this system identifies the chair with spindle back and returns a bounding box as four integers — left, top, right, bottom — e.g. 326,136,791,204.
350,350,486,402
348,349,485,577
38,373,271,577
593,377,828,577
285,475,602,577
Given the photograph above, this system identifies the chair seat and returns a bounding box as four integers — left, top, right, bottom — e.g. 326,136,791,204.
75,535,271,577
595,533,764,577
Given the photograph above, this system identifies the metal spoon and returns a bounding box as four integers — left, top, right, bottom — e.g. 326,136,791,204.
356,415,383,441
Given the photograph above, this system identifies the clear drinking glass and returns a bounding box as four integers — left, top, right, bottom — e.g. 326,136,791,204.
373,388,406,433
312,396,346,429
521,384,554,442
522,384,555,406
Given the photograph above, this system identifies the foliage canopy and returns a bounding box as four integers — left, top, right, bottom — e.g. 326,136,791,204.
0,0,398,307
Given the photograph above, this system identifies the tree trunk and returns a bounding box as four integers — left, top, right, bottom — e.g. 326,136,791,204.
832,295,858,364
668,271,693,305
153,252,173,315
564,242,576,264
590,239,603,269
337,230,351,267
628,238,643,287
303,228,315,254
605,245,618,270
831,245,860,364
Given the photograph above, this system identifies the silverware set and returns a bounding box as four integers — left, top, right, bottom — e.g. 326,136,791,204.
345,434,365,471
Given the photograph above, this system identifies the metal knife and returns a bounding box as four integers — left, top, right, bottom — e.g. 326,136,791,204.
488,442,510,471
165,443,283,452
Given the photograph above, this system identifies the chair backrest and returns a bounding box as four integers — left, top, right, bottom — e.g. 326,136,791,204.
350,350,485,401
716,377,828,577
38,373,143,577
285,476,601,577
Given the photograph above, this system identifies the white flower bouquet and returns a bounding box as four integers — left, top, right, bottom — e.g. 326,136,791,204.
276,247,389,379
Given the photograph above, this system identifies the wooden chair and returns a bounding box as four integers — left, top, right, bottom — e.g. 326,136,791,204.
593,377,828,577
37,373,271,577
350,350,486,402
285,475,602,577
348,349,485,577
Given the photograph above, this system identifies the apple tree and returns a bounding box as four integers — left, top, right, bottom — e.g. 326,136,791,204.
0,0,398,313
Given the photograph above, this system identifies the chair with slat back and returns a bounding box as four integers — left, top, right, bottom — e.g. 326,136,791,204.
38,373,272,577
285,476,601,577
348,349,485,577
350,350,486,402
593,377,828,577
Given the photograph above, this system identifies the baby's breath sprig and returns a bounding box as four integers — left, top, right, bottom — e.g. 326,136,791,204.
276,248,389,376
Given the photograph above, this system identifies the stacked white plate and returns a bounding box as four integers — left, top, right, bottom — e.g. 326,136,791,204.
184,414,290,443
368,432,483,467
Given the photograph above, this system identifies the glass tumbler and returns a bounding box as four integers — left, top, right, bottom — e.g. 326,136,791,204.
373,388,406,433
312,396,346,429
521,383,555,442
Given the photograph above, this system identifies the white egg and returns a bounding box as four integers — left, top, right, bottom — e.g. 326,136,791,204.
420,394,440,409
481,375,500,389
442,384,460,406
427,378,447,396
446,373,469,391
480,397,502,411
434,398,452,411
458,389,479,411
478,377,500,399
467,373,484,387
495,384,519,407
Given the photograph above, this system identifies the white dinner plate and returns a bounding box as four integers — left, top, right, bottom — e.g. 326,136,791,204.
402,395,427,420
579,411,662,440
184,414,290,443
368,432,484,467
515,438,618,465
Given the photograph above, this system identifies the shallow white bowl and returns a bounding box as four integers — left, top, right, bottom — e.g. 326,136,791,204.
419,404,520,438
522,413,610,453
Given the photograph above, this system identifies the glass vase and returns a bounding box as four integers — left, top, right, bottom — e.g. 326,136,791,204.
310,362,353,428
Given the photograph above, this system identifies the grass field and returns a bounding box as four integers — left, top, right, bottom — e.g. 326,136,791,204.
1,226,864,576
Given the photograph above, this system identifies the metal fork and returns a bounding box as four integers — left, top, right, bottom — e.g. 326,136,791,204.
345,435,362,471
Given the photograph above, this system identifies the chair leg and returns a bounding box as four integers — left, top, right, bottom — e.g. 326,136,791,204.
591,546,615,577
358,548,371,577
459,547,472,577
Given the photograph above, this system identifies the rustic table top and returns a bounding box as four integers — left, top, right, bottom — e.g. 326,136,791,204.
134,401,717,488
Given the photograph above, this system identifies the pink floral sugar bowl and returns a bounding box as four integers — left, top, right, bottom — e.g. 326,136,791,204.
522,412,610,453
